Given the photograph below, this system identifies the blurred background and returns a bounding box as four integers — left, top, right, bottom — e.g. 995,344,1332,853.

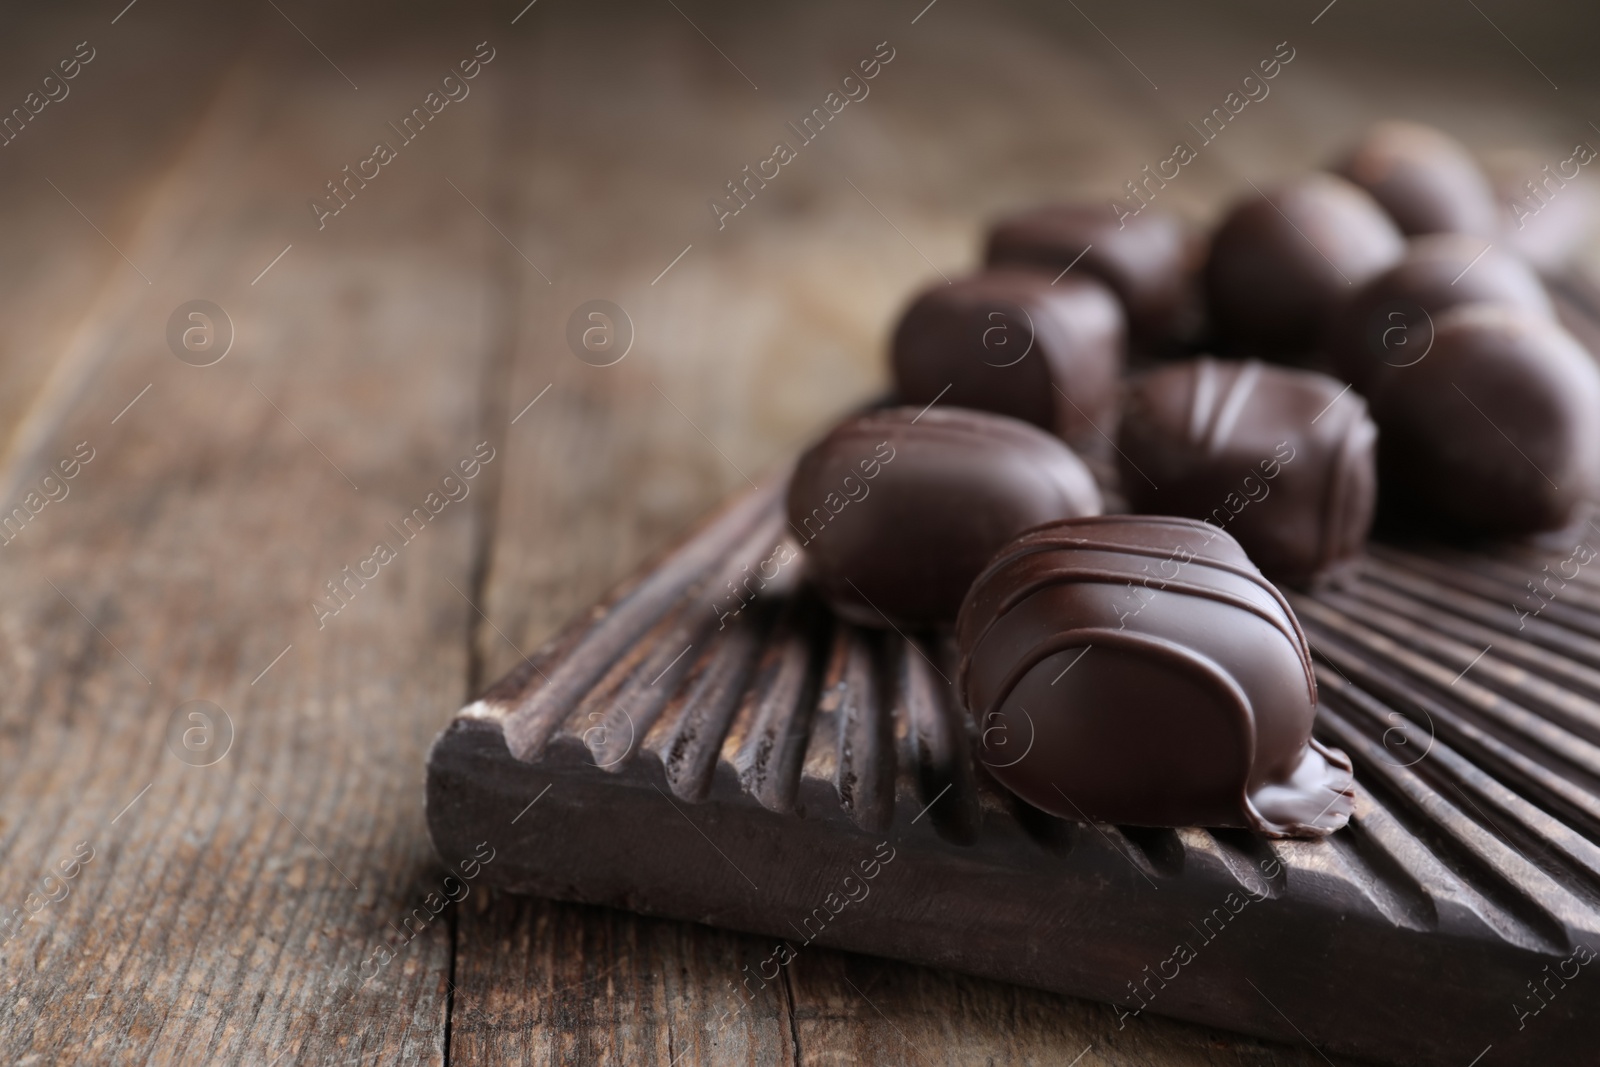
0,0,1596,1063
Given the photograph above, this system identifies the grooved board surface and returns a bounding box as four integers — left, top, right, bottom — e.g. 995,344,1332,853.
429,482,1600,1067
2,1,1599,1065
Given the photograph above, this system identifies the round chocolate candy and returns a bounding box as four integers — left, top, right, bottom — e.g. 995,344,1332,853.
1334,120,1499,239
1328,234,1553,402
984,203,1203,354
788,407,1102,629
955,515,1354,837
891,270,1124,448
1205,173,1404,357
1371,304,1600,535
1118,358,1377,585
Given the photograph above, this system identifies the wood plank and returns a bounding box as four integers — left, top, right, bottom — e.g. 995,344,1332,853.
0,18,511,1062
0,3,255,506
786,952,1357,1067
449,894,798,1065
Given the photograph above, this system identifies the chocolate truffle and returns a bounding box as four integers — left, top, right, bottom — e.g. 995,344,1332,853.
891,270,1124,447
956,515,1354,837
1335,120,1499,239
788,407,1102,629
1328,234,1553,402
985,203,1203,353
1371,304,1600,535
1118,359,1377,584
1205,173,1404,357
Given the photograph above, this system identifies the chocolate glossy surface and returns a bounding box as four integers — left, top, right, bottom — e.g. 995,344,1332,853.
956,515,1354,837
1371,304,1600,534
1205,173,1404,357
1329,234,1553,401
891,270,1124,446
1119,359,1377,585
985,203,1203,353
1335,120,1499,238
787,407,1102,629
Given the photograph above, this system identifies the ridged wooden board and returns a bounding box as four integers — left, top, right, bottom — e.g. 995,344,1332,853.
426,475,1600,1067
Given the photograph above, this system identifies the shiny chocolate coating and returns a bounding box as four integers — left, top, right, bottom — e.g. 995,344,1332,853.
788,407,1102,629
1372,304,1600,535
1118,359,1377,585
1205,173,1404,357
955,515,1354,837
1335,121,1499,239
984,203,1203,353
1329,234,1553,402
891,270,1124,448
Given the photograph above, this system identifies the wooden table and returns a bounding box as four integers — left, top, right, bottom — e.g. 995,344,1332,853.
0,1,1592,1062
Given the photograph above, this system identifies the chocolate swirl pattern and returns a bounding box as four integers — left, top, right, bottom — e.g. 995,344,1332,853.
1119,358,1377,585
956,515,1354,837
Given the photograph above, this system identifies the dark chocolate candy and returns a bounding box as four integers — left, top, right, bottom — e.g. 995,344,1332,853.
1335,120,1499,239
1205,173,1404,357
1328,234,1553,402
1371,304,1600,535
890,270,1124,447
955,515,1354,837
984,203,1203,353
1118,358,1376,584
787,406,1102,629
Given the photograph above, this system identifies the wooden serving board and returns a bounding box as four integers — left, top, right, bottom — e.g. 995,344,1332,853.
426,473,1600,1067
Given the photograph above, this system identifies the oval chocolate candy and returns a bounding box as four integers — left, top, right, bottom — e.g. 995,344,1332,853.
788,406,1102,629
984,203,1203,355
891,270,1124,449
1370,303,1600,536
1205,173,1404,358
1334,120,1500,239
1328,234,1553,403
1118,358,1377,585
956,515,1354,837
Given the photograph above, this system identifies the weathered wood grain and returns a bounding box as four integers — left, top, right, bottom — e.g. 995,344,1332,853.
0,3,254,507
449,893,799,1066
1,0,1598,1064
0,9,514,1062
785,951,1358,1067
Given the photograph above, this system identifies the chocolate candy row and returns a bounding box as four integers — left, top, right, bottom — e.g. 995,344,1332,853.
779,120,1595,836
